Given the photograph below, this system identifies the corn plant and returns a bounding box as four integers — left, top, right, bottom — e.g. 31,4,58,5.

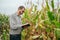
0,13,9,40
0,0,60,40
21,0,60,40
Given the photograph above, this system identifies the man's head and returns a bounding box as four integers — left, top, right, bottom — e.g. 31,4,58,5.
17,6,25,15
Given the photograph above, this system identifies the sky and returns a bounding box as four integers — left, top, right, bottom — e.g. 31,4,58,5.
0,0,60,15
0,0,42,15
0,0,27,15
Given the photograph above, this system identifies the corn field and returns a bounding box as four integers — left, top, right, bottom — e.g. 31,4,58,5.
0,0,60,40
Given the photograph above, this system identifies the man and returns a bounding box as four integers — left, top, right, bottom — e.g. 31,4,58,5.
9,6,28,40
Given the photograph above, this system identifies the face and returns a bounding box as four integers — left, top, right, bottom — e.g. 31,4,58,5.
18,8,25,15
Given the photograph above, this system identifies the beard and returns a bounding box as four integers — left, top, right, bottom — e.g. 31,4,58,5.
20,13,23,15
18,12,22,15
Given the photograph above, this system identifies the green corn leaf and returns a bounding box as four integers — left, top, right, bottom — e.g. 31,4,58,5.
46,0,50,11
2,30,7,40
47,11,55,21
34,12,39,21
24,9,28,18
24,9,31,21
46,27,51,32
53,20,60,28
51,0,54,10
58,8,60,13
33,11,39,24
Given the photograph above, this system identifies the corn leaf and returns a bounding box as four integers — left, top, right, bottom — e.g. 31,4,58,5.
47,11,55,21
51,0,54,10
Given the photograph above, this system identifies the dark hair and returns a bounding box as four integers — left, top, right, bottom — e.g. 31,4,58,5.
18,6,25,10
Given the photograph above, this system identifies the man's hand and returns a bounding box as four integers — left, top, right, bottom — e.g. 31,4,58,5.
22,23,30,29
